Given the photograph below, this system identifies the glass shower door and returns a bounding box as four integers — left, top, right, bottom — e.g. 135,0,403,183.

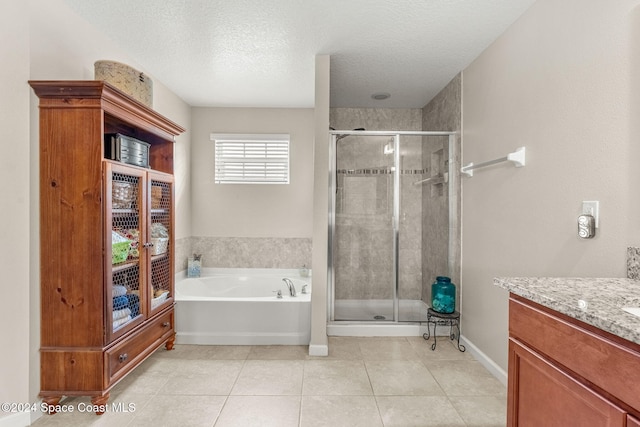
330,131,458,324
332,134,396,321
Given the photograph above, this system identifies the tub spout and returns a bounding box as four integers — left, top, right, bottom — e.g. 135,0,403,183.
282,278,297,297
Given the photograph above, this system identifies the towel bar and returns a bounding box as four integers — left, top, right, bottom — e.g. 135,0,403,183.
461,147,526,177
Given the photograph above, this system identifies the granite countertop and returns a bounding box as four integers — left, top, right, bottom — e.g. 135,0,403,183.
494,277,640,346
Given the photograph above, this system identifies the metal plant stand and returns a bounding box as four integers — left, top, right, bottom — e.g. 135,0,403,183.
422,308,466,352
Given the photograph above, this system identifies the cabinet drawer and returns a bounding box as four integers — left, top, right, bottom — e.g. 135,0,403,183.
105,309,173,384
508,339,626,427
509,296,640,413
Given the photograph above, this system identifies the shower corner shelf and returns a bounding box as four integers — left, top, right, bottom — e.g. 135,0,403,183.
461,146,526,177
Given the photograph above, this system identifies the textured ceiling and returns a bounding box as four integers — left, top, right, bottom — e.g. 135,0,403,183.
61,0,536,108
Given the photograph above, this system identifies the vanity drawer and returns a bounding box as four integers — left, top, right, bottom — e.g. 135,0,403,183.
509,296,640,413
105,309,173,384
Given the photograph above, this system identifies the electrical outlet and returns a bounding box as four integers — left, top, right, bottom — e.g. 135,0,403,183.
582,201,599,228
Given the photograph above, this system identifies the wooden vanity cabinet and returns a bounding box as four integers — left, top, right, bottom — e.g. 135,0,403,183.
507,294,640,426
30,81,184,412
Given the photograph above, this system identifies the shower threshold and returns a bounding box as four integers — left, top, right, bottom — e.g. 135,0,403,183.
329,299,458,337
329,299,430,337
327,322,427,337
333,298,428,322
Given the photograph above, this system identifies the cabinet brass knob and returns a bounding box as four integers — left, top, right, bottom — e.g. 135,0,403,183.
162,322,170,327
118,353,128,363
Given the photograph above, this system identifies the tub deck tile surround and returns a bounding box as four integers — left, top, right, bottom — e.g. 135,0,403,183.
494,276,640,345
190,236,312,269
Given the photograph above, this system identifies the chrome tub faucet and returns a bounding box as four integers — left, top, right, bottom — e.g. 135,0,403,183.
282,278,297,297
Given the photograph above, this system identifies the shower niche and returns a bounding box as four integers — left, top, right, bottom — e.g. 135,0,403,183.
430,148,447,198
329,131,457,324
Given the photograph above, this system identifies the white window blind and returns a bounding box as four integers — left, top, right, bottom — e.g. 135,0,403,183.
211,134,290,184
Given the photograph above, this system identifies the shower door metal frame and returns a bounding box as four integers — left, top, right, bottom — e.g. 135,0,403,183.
328,130,457,323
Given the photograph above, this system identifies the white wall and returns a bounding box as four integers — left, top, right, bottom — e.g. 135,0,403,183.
0,1,31,426
28,0,192,240
310,55,331,355
190,107,314,238
461,0,640,371
0,2,192,426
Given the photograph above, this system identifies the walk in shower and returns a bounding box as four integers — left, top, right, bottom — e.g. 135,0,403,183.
328,130,458,327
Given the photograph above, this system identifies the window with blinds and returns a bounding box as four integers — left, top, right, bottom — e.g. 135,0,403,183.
211,134,290,184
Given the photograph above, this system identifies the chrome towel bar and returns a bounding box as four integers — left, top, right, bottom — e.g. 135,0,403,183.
461,146,526,177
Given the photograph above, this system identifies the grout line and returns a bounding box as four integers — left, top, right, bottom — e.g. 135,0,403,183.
210,395,229,427
372,395,387,426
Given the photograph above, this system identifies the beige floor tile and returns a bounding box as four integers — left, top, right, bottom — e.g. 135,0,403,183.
365,360,445,396
427,360,507,397
161,360,244,395
29,414,51,426
134,355,183,373
358,337,421,360
231,360,304,395
200,345,252,360
376,396,466,427
173,358,244,375
215,396,300,427
127,394,225,427
302,360,373,395
108,386,155,416
151,344,215,360
154,344,252,360
449,396,507,427
109,389,154,412
113,368,172,395
313,336,363,360
31,337,509,427
300,395,383,427
30,394,142,427
247,345,309,360
406,336,472,361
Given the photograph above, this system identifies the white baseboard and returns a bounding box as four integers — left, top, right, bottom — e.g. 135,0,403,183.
460,334,508,386
175,332,310,346
308,344,328,356
0,411,31,427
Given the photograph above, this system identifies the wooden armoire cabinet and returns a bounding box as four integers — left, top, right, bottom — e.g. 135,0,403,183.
30,80,185,413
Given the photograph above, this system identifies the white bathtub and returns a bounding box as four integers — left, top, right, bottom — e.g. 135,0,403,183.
175,268,311,345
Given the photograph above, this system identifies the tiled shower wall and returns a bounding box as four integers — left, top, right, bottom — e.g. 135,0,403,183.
330,108,423,300
421,74,462,306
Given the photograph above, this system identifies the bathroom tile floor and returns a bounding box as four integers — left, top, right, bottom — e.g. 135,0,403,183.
31,336,506,427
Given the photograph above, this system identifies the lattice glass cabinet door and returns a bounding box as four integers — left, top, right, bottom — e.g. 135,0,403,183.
106,162,147,341
148,171,174,316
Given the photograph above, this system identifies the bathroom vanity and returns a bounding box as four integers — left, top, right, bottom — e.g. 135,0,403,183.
495,277,640,427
